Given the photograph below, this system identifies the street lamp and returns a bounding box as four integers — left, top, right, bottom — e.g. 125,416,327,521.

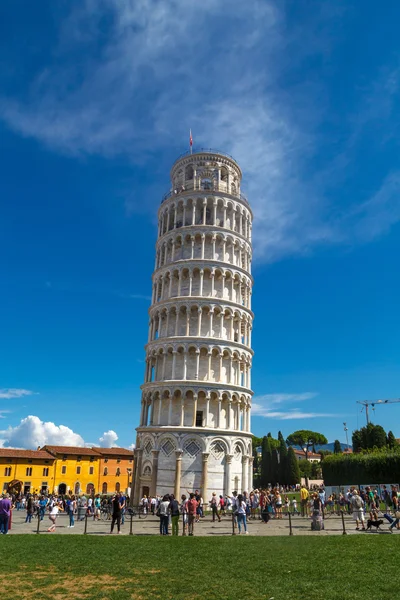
343,422,349,451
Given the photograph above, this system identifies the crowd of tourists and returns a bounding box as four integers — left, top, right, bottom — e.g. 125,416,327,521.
0,491,128,534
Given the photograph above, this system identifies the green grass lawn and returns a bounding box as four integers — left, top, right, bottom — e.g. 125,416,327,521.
1,535,396,600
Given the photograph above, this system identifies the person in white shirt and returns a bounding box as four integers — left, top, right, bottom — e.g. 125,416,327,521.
236,494,249,534
47,503,60,532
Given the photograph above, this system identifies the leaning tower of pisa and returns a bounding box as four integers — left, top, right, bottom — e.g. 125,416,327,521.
132,150,254,502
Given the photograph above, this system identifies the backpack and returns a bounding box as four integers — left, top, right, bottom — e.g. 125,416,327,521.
353,495,363,509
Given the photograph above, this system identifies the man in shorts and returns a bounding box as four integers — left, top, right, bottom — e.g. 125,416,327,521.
350,489,365,531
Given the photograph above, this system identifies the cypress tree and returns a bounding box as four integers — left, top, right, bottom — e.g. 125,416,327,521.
261,436,272,487
278,432,288,484
271,448,280,486
333,439,342,454
286,446,301,485
387,431,397,449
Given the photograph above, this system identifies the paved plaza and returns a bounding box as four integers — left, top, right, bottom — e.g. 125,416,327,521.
7,510,394,536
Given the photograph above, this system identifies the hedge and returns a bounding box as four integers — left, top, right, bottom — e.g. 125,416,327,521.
322,452,400,485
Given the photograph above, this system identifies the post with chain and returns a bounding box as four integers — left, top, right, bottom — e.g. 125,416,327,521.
288,511,293,535
232,512,236,536
341,511,347,535
84,513,88,535
129,511,134,535
182,512,186,536
36,512,41,534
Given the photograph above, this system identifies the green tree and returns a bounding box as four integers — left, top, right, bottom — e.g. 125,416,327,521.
311,461,322,479
278,431,288,484
387,431,398,449
252,435,263,449
298,459,312,479
352,423,387,451
286,430,328,460
271,448,280,485
333,439,342,454
352,429,362,453
286,446,301,485
261,436,272,487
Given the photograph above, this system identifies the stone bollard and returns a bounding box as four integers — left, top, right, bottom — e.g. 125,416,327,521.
36,512,41,534
129,512,134,535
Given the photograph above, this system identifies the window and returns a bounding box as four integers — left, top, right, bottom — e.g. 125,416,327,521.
116,468,121,476
43,468,49,477
26,467,32,476
77,456,81,462
117,458,121,463
196,411,204,427
76,466,81,474
90,456,94,462
115,482,120,492
129,458,133,463
62,455,67,461
28,459,33,464
61,466,67,475
89,466,94,475
104,458,108,463
103,467,108,476
6,459,12,463
4,467,11,477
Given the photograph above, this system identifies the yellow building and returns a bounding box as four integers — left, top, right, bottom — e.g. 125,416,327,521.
92,447,134,494
0,449,56,495
42,445,101,496
0,446,134,496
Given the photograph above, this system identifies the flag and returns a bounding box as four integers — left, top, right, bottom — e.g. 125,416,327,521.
189,129,193,151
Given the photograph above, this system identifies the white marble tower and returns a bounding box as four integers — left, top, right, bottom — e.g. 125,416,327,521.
133,150,254,502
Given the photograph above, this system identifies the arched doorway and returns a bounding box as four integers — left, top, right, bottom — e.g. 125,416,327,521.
58,483,67,495
86,483,95,495
74,482,80,495
142,486,150,497
102,482,107,494
115,482,120,492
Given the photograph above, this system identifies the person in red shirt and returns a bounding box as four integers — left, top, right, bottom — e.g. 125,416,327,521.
187,493,198,536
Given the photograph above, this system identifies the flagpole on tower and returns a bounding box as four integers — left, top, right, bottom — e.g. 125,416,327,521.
189,129,193,154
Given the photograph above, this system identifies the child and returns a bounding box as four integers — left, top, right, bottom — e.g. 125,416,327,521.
291,496,299,515
283,495,290,514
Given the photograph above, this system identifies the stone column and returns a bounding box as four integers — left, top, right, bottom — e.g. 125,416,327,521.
195,349,200,380
216,398,221,429
197,307,202,336
199,269,204,296
225,454,233,496
168,395,173,425
157,397,162,425
174,451,183,499
241,455,248,493
192,394,198,427
132,448,143,504
180,396,185,426
150,450,160,497
248,457,254,492
227,400,232,430
201,234,205,259
172,350,177,379
205,394,210,427
201,452,209,500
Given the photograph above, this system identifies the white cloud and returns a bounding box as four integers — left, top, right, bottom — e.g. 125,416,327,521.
0,415,85,448
1,1,399,262
98,430,119,448
128,443,136,450
252,392,339,419
0,388,37,399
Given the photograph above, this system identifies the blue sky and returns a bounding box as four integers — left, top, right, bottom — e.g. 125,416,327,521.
1,0,399,448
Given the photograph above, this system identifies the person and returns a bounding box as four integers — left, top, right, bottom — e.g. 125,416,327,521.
94,495,101,521
236,494,249,534
39,495,47,521
291,496,299,515
218,495,226,517
110,493,122,534
151,496,157,515
187,493,198,536
158,494,170,535
283,495,290,515
0,493,12,534
318,488,326,515
68,495,76,528
47,502,60,532
180,494,188,534
300,485,309,517
210,493,221,522
350,489,365,531
25,495,34,523
169,494,180,536
141,495,149,515
275,491,283,519
119,493,126,525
